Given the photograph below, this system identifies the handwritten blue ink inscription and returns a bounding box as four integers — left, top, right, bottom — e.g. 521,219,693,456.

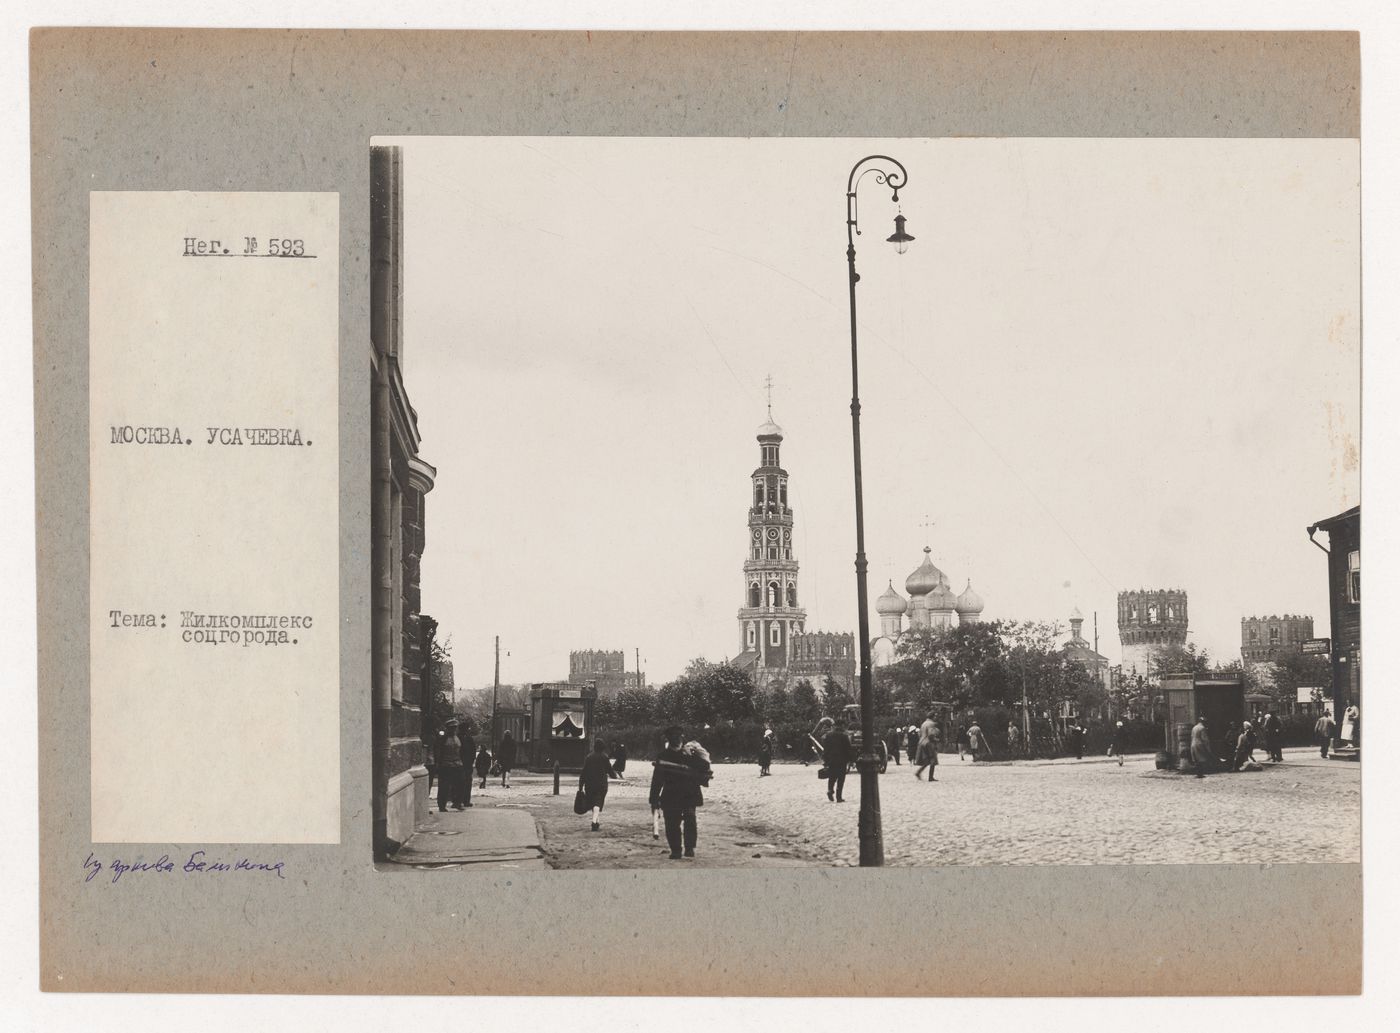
83,850,286,884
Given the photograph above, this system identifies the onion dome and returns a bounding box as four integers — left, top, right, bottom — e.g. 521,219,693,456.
876,581,908,616
904,546,945,597
956,580,985,616
756,419,784,441
927,577,958,612
1069,605,1083,621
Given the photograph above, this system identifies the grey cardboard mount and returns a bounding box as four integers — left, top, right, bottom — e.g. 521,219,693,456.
32,29,1360,995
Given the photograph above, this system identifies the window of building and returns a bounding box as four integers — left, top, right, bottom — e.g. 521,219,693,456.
770,624,781,646
1249,627,1258,643
1348,549,1360,603
754,484,763,507
748,582,760,607
787,583,797,606
1147,604,1158,622
768,581,780,606
780,482,788,506
762,445,778,465
768,546,778,560
753,547,761,560
747,624,755,647
1269,626,1280,644
784,548,792,560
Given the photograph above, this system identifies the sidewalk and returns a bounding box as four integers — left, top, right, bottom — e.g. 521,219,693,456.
383,800,549,871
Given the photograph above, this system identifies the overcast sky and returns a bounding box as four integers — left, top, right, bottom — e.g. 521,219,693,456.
378,136,1359,693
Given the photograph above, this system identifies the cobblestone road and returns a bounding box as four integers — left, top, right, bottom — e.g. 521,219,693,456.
705,748,1360,866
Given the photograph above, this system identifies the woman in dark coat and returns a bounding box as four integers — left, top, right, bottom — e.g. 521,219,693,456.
611,741,628,780
757,736,773,776
474,743,492,788
579,740,613,832
498,730,517,788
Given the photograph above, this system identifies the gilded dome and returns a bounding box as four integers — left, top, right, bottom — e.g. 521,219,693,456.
875,581,908,616
956,580,985,615
904,547,945,597
756,420,784,441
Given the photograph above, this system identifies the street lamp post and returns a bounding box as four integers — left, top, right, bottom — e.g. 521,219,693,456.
844,155,914,868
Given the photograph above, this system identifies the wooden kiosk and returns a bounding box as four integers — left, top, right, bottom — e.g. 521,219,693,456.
1160,671,1245,772
527,682,597,773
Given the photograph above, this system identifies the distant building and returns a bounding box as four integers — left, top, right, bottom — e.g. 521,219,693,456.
567,649,644,698
731,401,856,694
1240,614,1315,663
787,631,857,693
1118,588,1188,678
1307,505,1360,728
870,547,986,669
1062,607,1112,694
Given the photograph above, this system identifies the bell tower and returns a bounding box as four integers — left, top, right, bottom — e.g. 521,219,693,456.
738,381,806,682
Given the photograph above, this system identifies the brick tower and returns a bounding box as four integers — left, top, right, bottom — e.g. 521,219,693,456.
1118,588,1188,678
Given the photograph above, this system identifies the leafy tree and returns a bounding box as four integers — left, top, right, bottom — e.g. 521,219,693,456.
1260,651,1331,709
790,678,822,724
613,687,658,725
822,675,853,714
653,658,757,727
1153,642,1214,679
763,683,792,726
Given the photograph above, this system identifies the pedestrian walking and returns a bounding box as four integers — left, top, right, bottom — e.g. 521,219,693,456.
822,720,853,802
1315,711,1336,759
498,730,517,787
1262,711,1283,763
914,711,939,782
457,722,477,807
885,727,903,766
906,725,919,764
435,720,465,811
967,722,985,762
757,735,773,776
1190,716,1215,778
1007,722,1020,754
648,725,710,860
1108,720,1126,766
1067,721,1085,760
579,739,612,832
474,743,492,789
611,741,629,780
956,723,971,761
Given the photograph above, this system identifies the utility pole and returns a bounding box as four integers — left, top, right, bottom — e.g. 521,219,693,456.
636,647,642,691
492,635,501,748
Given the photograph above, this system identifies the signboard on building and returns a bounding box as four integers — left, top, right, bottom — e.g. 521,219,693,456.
1302,638,1331,655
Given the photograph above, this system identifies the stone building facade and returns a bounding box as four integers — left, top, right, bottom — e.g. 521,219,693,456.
1240,614,1315,663
1117,588,1188,678
567,649,644,697
371,144,438,858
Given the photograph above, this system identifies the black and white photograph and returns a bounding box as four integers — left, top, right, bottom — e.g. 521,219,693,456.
368,135,1360,871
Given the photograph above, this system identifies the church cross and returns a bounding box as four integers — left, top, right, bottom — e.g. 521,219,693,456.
764,373,774,419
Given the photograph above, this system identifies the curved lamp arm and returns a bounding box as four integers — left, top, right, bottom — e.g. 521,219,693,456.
846,155,910,247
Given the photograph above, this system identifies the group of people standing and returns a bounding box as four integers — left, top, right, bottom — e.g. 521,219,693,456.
427,721,517,811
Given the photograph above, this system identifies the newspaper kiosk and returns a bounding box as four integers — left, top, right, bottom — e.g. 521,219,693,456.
527,682,597,773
